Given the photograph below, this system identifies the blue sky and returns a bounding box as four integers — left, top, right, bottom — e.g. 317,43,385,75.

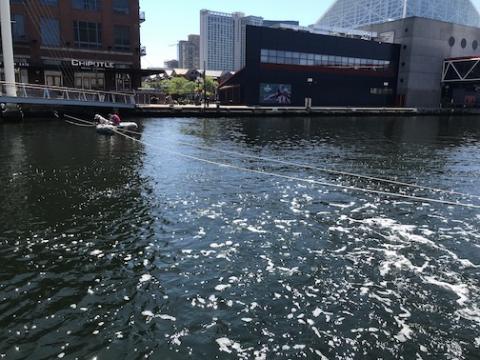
139,0,335,68
139,0,480,68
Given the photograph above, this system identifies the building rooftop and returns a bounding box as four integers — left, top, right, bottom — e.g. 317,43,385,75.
317,0,480,29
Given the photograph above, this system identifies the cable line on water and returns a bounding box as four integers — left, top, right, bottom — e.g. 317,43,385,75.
63,115,480,209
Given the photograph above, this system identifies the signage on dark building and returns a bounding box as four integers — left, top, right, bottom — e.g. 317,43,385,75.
70,59,115,69
0,59,30,67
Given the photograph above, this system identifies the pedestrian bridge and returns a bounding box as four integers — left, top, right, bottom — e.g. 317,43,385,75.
0,81,136,109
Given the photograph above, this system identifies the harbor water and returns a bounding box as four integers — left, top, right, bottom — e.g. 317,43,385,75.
1,116,480,359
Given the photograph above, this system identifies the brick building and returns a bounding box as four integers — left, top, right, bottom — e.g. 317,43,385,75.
4,0,144,91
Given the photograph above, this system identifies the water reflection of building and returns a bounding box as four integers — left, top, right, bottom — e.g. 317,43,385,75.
4,0,144,91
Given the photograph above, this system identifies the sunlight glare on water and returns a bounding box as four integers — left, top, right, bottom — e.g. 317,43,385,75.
0,116,479,359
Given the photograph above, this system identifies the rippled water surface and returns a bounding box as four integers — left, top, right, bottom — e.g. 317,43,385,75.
1,116,480,359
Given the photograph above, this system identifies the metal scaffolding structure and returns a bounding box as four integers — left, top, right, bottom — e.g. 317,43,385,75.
317,0,480,29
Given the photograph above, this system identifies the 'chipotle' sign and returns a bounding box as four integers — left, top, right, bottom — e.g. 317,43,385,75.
71,59,115,69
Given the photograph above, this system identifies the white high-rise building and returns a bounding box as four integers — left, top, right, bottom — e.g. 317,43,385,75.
200,10,237,71
200,9,300,71
234,15,264,70
317,0,480,29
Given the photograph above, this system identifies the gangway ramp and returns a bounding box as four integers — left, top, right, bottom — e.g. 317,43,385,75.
0,82,136,109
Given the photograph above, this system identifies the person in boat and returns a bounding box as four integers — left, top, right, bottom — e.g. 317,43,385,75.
110,113,121,126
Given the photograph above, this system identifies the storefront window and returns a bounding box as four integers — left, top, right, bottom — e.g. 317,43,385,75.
115,73,131,91
0,69,28,84
44,71,63,87
74,72,105,90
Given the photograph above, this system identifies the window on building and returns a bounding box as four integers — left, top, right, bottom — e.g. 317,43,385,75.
260,48,391,71
112,0,129,14
72,0,101,11
12,14,26,42
113,25,130,51
370,88,393,95
115,73,131,90
41,17,60,47
74,72,105,90
44,71,63,87
73,21,102,48
41,0,58,5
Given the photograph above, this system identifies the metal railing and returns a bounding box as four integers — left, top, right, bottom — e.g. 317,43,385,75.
0,81,136,106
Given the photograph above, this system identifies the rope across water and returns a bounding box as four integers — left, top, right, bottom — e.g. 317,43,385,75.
64,114,480,210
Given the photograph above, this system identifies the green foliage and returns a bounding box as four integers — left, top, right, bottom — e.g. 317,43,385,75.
204,77,218,97
163,77,197,97
144,76,219,100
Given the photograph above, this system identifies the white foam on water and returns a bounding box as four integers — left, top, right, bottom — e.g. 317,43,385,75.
328,227,350,234
170,329,189,346
89,250,103,257
254,346,268,360
332,246,348,253
247,226,267,234
378,249,428,277
314,349,330,360
475,337,480,347
158,314,176,321
215,337,247,357
423,276,470,305
330,202,355,209
194,227,206,239
139,274,152,283
216,338,234,354
394,317,413,343
354,217,478,269
277,267,300,276
141,310,175,322
215,284,231,292
457,304,480,324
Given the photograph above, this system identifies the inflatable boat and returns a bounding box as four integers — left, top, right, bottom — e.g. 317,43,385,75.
94,114,138,135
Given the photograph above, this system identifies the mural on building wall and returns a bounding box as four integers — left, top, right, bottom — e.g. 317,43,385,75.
259,83,292,104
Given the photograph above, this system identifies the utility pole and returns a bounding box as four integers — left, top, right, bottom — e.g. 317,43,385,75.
0,0,17,97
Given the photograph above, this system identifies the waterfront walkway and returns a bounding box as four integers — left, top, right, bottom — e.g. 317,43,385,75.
1,81,478,118
136,104,471,117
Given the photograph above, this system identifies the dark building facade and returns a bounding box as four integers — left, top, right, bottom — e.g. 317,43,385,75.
219,26,401,107
3,0,143,91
